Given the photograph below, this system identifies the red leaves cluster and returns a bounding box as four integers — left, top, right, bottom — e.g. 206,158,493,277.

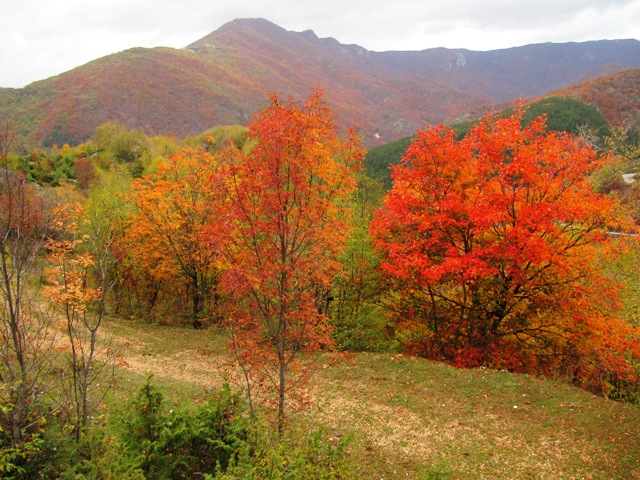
204,91,363,420
371,110,640,389
0,169,44,233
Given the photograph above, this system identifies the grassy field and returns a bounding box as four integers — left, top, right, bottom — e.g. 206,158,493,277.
101,317,640,479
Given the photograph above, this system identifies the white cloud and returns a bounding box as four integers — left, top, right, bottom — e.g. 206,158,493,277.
2,0,639,87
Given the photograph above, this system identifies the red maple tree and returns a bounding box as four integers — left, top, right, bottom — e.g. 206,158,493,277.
370,110,640,390
205,91,363,427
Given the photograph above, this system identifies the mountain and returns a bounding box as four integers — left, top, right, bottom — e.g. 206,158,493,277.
548,67,640,131
1,18,640,149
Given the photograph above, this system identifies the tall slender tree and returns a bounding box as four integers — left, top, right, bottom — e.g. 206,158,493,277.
0,124,54,446
207,91,363,428
44,203,116,441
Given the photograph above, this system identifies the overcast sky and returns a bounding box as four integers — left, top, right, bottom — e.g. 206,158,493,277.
2,0,639,88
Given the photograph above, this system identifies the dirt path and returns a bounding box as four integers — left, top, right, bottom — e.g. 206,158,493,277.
106,323,235,392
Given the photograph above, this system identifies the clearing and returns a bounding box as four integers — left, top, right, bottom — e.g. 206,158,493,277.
102,317,640,479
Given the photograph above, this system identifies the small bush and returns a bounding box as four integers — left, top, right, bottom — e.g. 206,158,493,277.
118,379,356,479
0,389,47,480
15,377,357,478
211,426,354,480
119,377,251,479
53,427,145,480
119,375,166,477
0,436,44,480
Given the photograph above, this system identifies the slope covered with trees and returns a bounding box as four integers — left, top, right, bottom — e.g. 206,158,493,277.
365,96,610,189
2,18,640,151
552,67,640,132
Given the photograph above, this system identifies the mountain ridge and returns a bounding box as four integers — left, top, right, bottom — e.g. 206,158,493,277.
2,18,639,149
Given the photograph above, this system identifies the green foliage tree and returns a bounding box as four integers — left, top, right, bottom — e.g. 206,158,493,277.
330,174,391,352
17,145,79,187
93,122,151,176
82,163,133,316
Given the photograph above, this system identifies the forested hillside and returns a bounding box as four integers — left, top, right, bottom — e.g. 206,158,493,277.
2,18,640,151
552,67,640,131
365,96,611,188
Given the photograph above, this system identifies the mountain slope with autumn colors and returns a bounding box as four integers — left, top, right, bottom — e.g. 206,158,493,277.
547,67,640,131
1,18,640,149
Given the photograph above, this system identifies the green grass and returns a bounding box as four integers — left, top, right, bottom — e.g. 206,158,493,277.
100,316,230,406
99,318,640,479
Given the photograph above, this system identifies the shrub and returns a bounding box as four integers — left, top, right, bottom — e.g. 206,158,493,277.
211,426,354,480
120,377,251,479
0,390,47,480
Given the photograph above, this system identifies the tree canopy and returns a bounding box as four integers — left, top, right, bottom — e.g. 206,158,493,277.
370,109,640,391
206,91,364,426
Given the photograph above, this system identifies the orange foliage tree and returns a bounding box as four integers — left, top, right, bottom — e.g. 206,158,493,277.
44,203,116,440
370,110,640,390
206,91,363,427
123,149,221,328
